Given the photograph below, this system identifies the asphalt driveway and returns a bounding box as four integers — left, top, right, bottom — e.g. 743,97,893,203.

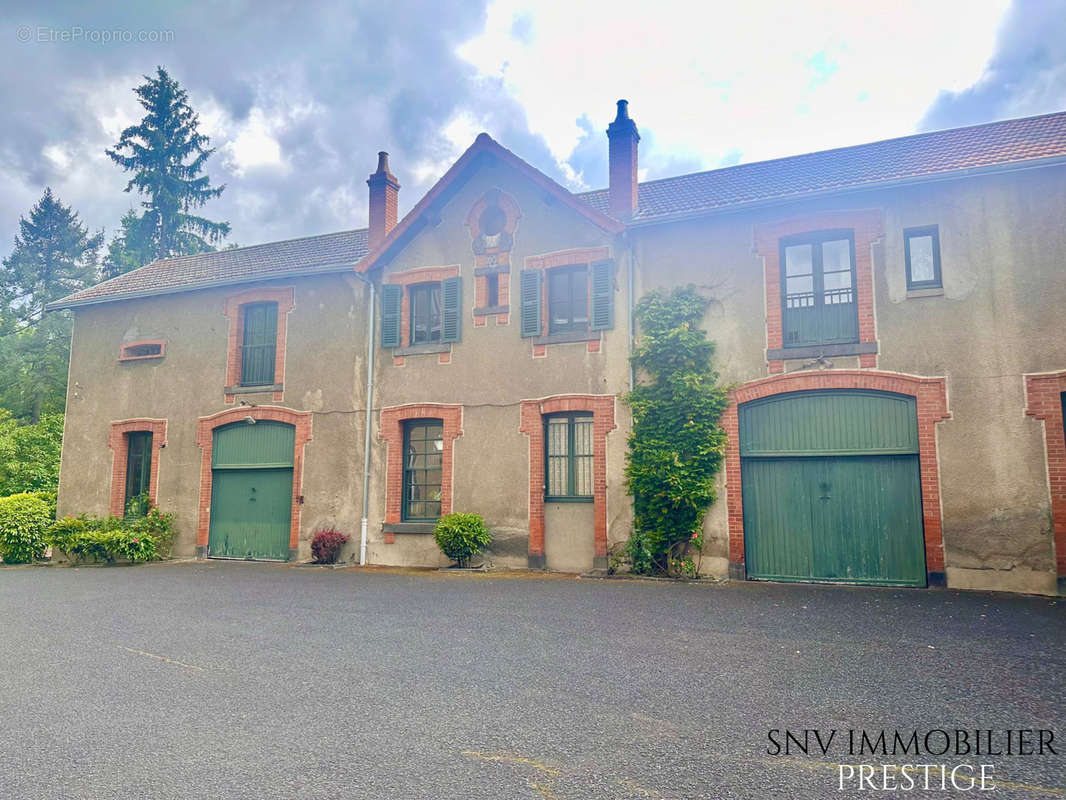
1,562,1063,799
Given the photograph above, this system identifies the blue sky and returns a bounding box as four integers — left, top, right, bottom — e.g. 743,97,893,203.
1,0,1063,255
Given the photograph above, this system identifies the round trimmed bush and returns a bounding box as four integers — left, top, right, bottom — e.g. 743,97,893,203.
433,512,491,568
0,492,53,563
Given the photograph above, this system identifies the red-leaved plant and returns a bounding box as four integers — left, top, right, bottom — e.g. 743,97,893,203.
311,528,349,564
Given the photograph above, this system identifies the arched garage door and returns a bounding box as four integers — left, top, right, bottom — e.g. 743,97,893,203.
740,390,926,586
208,420,294,561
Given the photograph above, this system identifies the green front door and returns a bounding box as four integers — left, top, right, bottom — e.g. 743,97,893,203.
208,421,294,561
740,390,926,586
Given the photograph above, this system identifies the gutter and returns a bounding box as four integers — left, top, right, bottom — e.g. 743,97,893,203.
350,271,377,566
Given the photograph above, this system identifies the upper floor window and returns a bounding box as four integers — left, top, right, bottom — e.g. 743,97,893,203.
548,266,590,335
125,431,153,514
410,282,442,345
240,301,278,386
545,413,594,500
781,230,857,348
403,419,444,521
905,225,942,290
380,276,462,349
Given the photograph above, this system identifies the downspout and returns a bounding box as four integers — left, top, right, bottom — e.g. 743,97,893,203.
625,230,636,391
351,270,376,566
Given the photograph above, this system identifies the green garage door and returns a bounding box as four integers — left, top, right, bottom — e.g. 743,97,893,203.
740,390,926,586
208,421,294,561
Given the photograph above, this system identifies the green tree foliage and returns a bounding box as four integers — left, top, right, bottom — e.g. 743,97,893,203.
624,286,728,576
0,411,63,495
106,66,230,261
101,209,155,279
0,188,102,421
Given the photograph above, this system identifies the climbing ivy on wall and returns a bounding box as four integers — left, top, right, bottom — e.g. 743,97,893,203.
624,286,728,576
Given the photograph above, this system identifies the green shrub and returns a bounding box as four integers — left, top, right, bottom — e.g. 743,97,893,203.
433,512,491,568
0,492,53,563
48,510,167,564
124,506,176,558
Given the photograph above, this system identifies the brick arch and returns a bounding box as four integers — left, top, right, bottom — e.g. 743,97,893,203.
378,403,464,544
519,394,616,569
195,406,312,559
722,370,950,582
1024,370,1066,579
108,419,168,517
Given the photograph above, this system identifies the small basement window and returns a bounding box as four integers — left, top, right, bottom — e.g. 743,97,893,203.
118,341,166,361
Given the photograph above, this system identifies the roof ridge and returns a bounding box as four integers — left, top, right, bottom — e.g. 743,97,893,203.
575,109,1066,196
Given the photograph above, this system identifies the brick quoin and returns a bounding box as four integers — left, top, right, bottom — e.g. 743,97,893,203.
384,266,461,358
108,419,168,517
1025,371,1066,576
523,246,610,358
378,403,463,544
722,370,950,580
195,406,312,557
222,287,295,403
754,210,883,373
519,395,616,568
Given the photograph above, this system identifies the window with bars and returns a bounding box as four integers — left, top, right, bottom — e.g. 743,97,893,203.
240,302,278,386
548,266,589,335
124,431,153,510
545,413,594,500
781,230,858,347
403,419,444,521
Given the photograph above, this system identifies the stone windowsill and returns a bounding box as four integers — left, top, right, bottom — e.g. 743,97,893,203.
906,287,945,299
382,521,436,534
225,383,284,395
766,342,877,361
392,343,451,356
473,304,509,316
532,330,601,346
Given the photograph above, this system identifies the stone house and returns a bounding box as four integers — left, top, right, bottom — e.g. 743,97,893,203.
50,102,1066,595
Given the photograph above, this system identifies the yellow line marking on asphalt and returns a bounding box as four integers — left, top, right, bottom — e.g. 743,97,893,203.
120,646,204,672
461,750,560,776
766,756,1066,796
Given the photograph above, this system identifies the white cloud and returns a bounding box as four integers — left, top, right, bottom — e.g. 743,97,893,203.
458,0,1012,178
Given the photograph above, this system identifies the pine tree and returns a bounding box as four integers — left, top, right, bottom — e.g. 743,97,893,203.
0,188,102,421
106,66,230,260
101,209,154,280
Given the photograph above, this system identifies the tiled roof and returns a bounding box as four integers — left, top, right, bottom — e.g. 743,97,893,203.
49,227,369,309
51,111,1066,309
577,111,1066,220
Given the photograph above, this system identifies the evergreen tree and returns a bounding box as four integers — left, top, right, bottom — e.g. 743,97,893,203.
101,209,154,280
0,188,102,421
106,66,230,260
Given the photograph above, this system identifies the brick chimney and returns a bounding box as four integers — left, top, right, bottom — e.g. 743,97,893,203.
367,151,400,250
607,99,639,219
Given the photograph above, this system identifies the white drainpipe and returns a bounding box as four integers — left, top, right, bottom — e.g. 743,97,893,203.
352,271,376,566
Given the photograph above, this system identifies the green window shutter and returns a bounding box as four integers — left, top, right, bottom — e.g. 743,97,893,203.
589,259,615,330
440,276,462,343
124,431,153,508
241,302,277,386
380,284,403,348
520,269,542,338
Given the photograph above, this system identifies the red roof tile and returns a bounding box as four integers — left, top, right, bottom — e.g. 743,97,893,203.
578,111,1066,220
50,111,1066,309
